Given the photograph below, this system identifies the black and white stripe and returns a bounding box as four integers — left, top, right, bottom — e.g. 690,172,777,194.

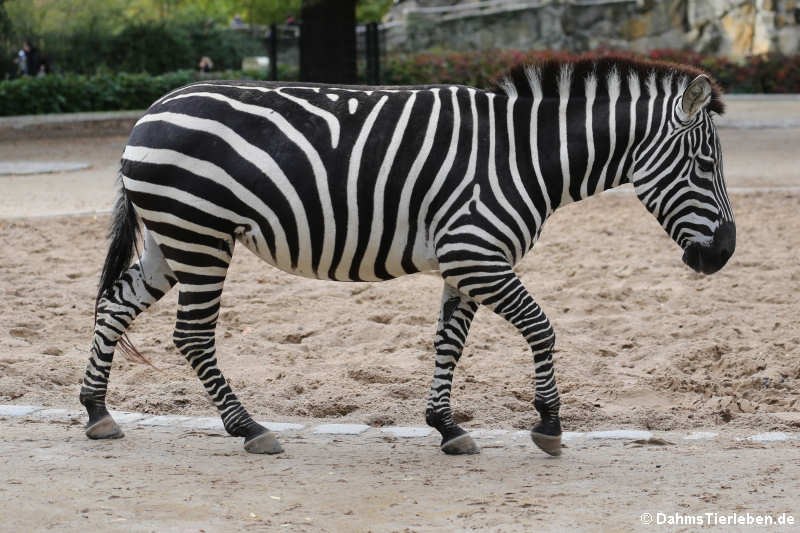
80,57,734,455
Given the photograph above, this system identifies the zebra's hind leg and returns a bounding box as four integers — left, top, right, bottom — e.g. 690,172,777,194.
442,266,562,457
425,283,480,454
167,236,282,455
81,231,176,439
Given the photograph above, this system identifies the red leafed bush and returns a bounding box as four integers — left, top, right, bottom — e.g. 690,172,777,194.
381,49,800,94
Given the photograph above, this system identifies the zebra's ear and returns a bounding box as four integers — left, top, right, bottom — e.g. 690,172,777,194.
678,75,713,122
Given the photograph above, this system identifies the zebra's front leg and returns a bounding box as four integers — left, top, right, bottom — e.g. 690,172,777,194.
168,241,282,455
444,267,563,457
81,232,176,439
425,283,480,454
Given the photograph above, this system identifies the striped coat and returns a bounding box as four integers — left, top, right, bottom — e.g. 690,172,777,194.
80,57,735,456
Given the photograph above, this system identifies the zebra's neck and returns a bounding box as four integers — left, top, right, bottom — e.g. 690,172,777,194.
494,66,667,216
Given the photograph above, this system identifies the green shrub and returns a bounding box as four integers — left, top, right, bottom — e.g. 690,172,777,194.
2,48,798,117
5,20,267,76
0,69,270,116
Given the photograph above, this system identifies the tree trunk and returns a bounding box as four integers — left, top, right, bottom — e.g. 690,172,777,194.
299,0,358,84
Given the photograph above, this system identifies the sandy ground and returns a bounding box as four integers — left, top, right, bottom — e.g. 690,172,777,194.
1,189,799,433
1,111,799,531
3,123,800,431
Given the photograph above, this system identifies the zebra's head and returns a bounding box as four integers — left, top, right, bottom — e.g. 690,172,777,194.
632,74,735,275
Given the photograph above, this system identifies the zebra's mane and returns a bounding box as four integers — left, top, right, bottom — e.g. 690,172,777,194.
490,54,725,115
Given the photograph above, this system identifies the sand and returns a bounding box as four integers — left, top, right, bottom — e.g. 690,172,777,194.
2,121,800,532
1,189,798,433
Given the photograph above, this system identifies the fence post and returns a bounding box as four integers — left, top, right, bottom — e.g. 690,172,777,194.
269,24,278,81
365,21,380,85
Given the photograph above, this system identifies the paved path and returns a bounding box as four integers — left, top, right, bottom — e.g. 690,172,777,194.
717,94,800,129
1,410,798,533
0,161,90,176
0,110,142,141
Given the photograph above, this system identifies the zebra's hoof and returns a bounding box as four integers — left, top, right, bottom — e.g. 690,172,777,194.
85,415,124,440
531,431,562,456
243,431,283,454
441,433,480,455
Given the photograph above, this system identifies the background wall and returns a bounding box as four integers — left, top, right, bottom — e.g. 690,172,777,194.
384,0,800,57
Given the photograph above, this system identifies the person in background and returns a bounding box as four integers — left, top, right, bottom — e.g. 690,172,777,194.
14,48,26,76
37,56,48,76
198,56,214,73
21,41,39,76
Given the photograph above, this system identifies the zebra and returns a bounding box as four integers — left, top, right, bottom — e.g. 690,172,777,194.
80,56,735,456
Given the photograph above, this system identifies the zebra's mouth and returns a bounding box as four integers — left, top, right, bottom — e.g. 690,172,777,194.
682,222,736,275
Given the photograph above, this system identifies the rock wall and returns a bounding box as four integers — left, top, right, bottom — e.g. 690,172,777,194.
385,0,800,56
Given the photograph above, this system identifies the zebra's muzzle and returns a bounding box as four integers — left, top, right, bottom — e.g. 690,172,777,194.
682,221,736,275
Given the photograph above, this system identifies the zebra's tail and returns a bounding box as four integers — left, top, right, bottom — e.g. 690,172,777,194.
95,179,159,369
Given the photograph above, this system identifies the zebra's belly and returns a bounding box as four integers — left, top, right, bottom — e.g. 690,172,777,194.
123,170,441,283
236,227,441,282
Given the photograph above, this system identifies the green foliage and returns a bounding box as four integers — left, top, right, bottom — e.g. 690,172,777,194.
44,23,113,75
0,0,14,78
357,0,393,22
1,0,391,78
236,0,301,25
107,22,194,74
1,0,285,76
125,0,237,23
5,20,266,76
5,0,128,37
124,0,301,25
0,0,12,36
186,25,265,71
0,69,274,116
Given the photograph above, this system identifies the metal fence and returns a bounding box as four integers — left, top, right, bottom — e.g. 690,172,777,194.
265,21,389,84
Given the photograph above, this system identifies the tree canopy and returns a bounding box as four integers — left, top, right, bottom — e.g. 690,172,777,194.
2,0,392,38
0,0,394,78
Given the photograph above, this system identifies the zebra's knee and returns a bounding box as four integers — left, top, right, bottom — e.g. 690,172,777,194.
94,265,163,326
94,288,121,321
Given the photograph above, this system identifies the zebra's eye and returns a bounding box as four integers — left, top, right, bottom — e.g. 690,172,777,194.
696,159,714,173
